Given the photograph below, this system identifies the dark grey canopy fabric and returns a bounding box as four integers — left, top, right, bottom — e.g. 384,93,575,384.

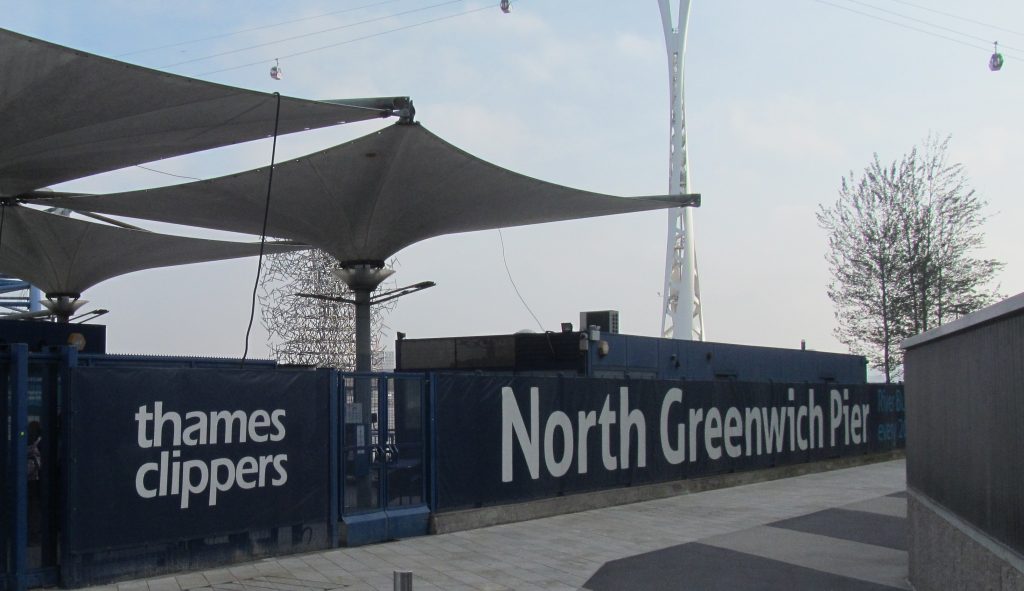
0,27,406,197
45,123,697,264
0,206,304,296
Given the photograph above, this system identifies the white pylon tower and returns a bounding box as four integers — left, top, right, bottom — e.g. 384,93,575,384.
658,0,704,341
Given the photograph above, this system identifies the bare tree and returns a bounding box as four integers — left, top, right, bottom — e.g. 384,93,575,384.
259,249,396,370
818,136,1001,382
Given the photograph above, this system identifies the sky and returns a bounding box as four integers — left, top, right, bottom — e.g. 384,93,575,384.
4,0,1023,367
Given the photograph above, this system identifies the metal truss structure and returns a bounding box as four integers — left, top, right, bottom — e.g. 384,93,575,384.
0,276,41,316
259,249,395,370
658,0,705,341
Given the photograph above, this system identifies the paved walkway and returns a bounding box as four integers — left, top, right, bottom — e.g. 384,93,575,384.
83,460,907,591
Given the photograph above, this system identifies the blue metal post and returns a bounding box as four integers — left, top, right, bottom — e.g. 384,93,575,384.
58,346,77,583
0,350,8,588
377,377,388,513
428,373,438,512
327,369,340,547
339,377,348,517
9,344,28,591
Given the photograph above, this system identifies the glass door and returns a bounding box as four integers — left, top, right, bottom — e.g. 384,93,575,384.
340,374,428,546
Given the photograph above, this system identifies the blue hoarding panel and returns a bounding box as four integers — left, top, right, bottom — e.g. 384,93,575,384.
65,367,331,554
433,375,904,512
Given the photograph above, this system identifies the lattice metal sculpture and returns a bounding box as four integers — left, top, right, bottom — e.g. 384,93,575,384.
259,248,396,369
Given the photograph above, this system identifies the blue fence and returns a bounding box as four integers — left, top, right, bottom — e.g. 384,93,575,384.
2,348,432,589
431,374,905,512
63,365,337,585
3,347,904,589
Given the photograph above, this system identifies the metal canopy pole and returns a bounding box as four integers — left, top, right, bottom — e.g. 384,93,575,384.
354,289,373,373
658,0,704,341
332,264,395,373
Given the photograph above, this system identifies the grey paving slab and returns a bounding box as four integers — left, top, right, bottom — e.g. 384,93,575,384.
584,542,902,591
844,495,908,518
175,573,210,590
771,507,907,550
701,525,910,589
79,460,906,591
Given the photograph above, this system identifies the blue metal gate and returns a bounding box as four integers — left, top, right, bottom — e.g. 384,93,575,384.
339,373,429,546
2,345,74,591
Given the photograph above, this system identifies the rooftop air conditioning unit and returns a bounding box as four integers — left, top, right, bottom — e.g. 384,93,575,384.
580,310,619,334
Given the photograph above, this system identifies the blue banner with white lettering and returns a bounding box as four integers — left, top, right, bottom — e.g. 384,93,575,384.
65,367,331,553
433,375,905,512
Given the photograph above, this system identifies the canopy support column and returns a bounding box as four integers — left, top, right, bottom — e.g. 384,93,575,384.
354,288,372,373
334,263,395,373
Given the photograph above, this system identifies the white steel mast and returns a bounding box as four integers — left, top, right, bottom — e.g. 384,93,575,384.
658,0,704,341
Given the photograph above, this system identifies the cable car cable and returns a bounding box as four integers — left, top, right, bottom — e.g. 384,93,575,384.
196,2,499,77
884,0,1024,40
815,0,1019,60
162,0,464,69
116,0,409,58
836,0,1022,54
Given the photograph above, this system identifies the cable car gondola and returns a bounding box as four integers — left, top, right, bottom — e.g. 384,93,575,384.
989,42,1003,72
270,58,283,80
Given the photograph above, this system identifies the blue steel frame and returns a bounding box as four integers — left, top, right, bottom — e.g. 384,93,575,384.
56,347,76,588
327,370,340,548
3,345,29,591
428,373,438,512
0,348,7,590
0,279,40,313
2,346,79,591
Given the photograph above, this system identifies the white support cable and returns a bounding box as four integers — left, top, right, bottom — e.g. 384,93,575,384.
658,0,704,341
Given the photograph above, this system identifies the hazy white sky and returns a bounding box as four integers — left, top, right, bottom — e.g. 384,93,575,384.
6,0,1023,361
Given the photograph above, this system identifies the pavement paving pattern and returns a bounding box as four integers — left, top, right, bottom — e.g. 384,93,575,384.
81,460,907,591
583,492,909,590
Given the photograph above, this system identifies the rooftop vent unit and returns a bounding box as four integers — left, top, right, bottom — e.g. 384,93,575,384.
580,310,619,334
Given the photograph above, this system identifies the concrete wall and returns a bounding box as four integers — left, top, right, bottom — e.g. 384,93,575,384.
908,492,1024,591
903,292,1024,590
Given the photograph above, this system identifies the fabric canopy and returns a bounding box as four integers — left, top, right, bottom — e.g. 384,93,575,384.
0,206,305,296
45,123,698,264
0,27,407,197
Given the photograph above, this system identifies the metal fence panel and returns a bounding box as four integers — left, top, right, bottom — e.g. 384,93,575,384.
61,366,334,586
